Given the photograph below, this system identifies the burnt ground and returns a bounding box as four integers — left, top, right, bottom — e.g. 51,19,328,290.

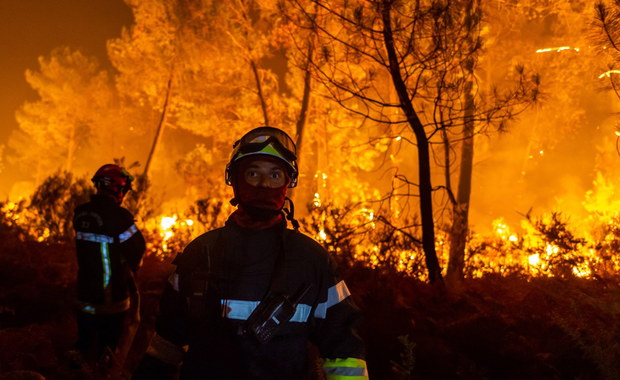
1,235,620,380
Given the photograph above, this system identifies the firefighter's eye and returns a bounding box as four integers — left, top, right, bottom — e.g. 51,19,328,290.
270,171,283,179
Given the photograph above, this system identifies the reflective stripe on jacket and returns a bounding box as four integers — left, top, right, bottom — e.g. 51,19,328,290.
73,194,146,310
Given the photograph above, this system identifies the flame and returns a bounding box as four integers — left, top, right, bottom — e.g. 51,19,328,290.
536,46,579,53
599,70,620,78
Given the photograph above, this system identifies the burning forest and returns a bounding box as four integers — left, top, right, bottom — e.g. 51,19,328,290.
2,0,620,379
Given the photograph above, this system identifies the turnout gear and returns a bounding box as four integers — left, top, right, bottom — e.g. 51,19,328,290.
226,126,299,188
134,219,367,379
92,164,134,204
133,127,367,380
73,182,145,365
74,194,145,313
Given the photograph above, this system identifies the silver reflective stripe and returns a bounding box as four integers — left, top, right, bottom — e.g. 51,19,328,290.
76,231,114,243
168,273,180,291
101,242,111,288
222,299,312,323
118,224,138,242
324,366,369,376
314,280,351,319
82,304,95,314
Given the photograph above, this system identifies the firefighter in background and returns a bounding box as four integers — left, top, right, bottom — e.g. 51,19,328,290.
133,127,368,379
72,164,146,369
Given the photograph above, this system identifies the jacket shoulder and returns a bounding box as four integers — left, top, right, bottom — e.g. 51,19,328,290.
286,229,331,262
172,228,224,272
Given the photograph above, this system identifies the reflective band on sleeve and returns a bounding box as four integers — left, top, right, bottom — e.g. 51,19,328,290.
78,298,131,315
101,242,111,288
323,358,369,380
168,273,180,292
146,333,186,366
118,224,138,242
221,299,312,323
314,280,351,319
76,231,114,243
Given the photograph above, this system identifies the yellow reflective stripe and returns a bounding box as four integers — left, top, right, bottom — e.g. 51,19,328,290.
323,358,368,379
101,242,111,289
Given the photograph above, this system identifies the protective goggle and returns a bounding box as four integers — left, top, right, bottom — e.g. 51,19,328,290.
92,169,134,193
231,128,297,164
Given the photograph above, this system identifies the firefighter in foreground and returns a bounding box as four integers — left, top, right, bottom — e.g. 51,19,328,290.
133,126,368,379
72,164,146,371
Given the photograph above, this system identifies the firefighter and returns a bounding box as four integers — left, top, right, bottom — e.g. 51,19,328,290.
71,164,146,370
133,127,368,379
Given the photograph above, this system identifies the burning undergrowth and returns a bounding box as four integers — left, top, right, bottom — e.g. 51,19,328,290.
1,172,620,378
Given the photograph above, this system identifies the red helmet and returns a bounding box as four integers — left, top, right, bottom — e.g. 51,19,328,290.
92,164,134,203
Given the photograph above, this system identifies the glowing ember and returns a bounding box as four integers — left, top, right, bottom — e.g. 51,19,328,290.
313,192,322,208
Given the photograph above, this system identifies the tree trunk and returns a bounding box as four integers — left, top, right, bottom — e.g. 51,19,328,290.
381,0,443,285
289,40,314,203
447,0,478,284
250,59,270,126
295,41,313,166
143,70,174,179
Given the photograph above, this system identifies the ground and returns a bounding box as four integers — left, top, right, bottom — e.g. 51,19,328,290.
1,234,619,379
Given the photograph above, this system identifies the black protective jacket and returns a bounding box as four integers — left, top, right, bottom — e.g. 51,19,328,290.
73,194,146,314
135,218,367,380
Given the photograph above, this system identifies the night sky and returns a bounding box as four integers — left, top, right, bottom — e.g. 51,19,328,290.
0,0,132,195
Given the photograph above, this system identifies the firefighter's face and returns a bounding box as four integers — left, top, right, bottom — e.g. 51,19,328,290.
242,159,288,188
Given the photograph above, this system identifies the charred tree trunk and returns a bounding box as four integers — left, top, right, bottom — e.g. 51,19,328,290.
289,41,314,203
447,0,479,284
251,59,270,126
143,70,173,179
295,41,313,167
382,0,443,285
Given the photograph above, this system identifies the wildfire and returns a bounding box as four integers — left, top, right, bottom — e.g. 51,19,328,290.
2,177,620,281
599,69,620,78
535,46,580,53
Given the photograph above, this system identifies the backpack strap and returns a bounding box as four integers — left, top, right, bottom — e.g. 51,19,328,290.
176,229,226,321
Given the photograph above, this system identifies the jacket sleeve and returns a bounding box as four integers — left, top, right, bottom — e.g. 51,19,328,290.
311,254,369,380
119,211,146,272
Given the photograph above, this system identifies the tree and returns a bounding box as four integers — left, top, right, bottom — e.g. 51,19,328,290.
595,0,620,102
284,0,540,284
7,47,118,183
107,0,308,195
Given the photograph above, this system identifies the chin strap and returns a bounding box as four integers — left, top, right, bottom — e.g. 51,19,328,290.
282,197,300,231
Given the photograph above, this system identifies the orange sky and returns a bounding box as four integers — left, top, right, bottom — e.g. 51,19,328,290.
0,0,132,197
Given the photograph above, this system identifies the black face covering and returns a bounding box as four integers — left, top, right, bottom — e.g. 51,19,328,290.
241,203,281,221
